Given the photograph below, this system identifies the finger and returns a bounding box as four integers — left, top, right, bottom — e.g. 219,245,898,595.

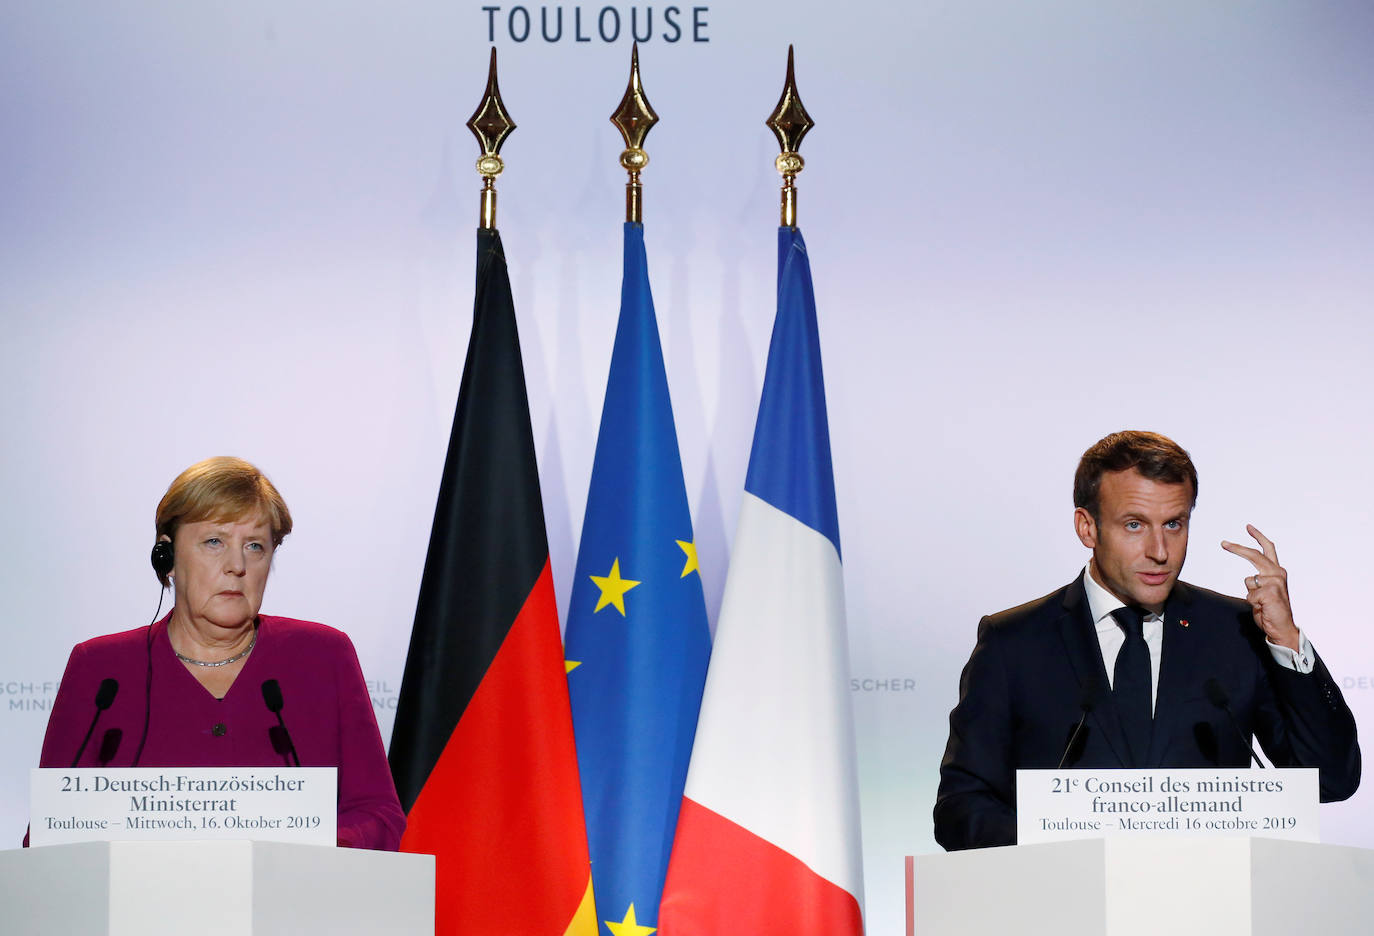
1221,540,1271,571
1246,524,1279,564
1248,568,1289,594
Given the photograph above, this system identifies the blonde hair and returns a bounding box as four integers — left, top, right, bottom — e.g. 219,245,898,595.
153,457,293,586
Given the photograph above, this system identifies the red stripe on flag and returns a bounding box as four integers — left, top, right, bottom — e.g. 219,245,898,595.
659,797,862,936
904,855,915,936
401,560,592,935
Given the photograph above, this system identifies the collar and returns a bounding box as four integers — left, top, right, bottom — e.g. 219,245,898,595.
1082,562,1163,633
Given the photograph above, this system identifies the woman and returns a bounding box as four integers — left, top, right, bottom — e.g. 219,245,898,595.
37,456,405,850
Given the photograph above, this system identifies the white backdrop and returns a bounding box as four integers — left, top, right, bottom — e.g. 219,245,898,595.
3,3,1372,932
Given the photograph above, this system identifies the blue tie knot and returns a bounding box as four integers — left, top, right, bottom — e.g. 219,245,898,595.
1112,606,1146,639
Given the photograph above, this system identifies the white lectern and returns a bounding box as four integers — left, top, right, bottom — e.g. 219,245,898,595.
908,837,1374,936
0,841,434,936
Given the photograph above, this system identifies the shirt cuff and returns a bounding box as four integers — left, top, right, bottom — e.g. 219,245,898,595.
1267,630,1314,674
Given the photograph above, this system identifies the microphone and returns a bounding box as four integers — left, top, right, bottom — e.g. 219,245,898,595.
1204,677,1264,768
71,678,119,767
1058,681,1103,769
97,728,124,767
261,679,301,767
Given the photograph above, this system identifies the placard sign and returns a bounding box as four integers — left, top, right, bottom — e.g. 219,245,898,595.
1017,767,1318,845
29,767,336,846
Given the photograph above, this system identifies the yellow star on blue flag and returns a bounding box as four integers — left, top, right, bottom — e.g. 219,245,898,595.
590,558,641,616
676,539,699,578
606,903,656,936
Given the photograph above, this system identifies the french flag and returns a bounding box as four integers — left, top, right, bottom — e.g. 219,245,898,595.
659,226,865,934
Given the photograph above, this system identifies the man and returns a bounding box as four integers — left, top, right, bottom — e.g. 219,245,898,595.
934,430,1360,851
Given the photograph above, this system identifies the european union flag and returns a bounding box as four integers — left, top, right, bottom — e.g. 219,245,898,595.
566,222,711,936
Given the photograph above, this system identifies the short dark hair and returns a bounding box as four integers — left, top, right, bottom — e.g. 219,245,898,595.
1073,431,1197,521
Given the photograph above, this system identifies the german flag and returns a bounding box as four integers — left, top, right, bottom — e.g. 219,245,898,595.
389,228,596,936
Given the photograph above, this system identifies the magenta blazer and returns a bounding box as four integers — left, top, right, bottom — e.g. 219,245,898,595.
36,614,405,850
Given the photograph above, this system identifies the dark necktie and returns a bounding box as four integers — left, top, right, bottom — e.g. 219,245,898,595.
1112,606,1152,766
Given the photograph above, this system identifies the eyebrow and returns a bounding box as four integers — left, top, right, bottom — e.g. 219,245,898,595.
202,524,270,536
1118,510,1190,523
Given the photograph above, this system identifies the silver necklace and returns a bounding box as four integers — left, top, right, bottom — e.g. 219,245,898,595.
174,630,257,668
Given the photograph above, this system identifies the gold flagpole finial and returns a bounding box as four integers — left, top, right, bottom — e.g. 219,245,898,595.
765,45,814,228
610,42,659,224
466,48,516,230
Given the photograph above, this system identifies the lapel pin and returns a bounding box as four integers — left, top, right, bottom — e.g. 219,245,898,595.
1179,619,1190,628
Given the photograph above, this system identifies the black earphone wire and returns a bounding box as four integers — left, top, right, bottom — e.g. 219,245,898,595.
130,587,164,766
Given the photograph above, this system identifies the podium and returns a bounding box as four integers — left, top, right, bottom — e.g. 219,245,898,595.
0,841,434,935
908,837,1374,936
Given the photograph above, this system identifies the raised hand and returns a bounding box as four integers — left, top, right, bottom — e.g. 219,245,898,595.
1220,525,1299,651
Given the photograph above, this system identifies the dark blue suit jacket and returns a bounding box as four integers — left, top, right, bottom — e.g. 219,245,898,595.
934,573,1360,850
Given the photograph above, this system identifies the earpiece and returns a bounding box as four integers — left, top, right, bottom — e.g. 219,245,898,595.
150,541,174,579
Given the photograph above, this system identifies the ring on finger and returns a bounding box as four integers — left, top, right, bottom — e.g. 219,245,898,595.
1251,574,1261,589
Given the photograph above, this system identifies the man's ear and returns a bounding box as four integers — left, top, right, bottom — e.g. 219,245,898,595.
1074,507,1098,549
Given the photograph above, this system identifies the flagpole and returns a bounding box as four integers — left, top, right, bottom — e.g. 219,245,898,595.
466,47,516,231
611,42,658,223
766,45,814,228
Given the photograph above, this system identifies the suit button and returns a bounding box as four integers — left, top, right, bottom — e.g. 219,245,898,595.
212,723,227,737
